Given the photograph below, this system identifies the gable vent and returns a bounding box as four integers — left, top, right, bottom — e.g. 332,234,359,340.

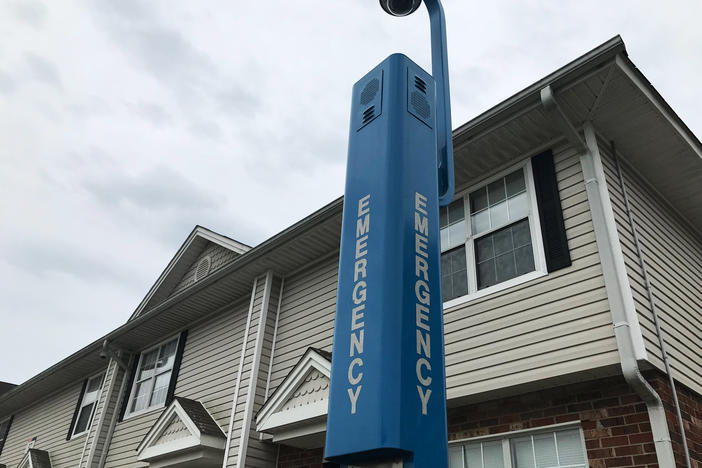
194,255,211,282
360,78,380,105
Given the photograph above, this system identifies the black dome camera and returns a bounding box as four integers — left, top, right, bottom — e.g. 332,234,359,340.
379,0,422,17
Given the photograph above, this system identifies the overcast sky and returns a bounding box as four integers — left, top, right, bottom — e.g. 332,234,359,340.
1,0,700,385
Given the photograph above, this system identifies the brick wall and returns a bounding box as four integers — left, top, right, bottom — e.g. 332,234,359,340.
647,372,702,467
272,373,702,468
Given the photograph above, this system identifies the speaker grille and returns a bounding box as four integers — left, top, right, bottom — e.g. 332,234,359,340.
362,106,376,125
410,91,430,120
360,78,380,106
414,75,427,94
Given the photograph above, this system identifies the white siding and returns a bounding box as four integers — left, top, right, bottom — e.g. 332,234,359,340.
602,144,702,395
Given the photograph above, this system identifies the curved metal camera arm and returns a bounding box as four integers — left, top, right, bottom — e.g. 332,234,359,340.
379,0,454,206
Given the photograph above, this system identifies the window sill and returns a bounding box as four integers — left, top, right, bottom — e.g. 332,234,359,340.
122,404,166,422
443,270,547,311
69,431,88,441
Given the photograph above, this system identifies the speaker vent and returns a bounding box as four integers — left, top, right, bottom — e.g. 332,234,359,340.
362,106,376,125
360,78,380,106
414,75,427,94
410,91,430,120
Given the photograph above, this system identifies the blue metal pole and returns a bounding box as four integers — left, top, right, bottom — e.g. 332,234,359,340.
424,0,454,207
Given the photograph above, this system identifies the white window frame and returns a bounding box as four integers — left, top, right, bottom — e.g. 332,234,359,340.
443,160,547,309
70,371,105,439
124,334,180,419
448,422,587,468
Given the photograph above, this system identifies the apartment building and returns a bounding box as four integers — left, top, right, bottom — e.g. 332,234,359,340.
0,36,700,468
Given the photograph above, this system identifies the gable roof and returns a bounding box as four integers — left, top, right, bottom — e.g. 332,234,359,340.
17,449,52,468
137,397,225,464
256,348,331,441
129,226,251,320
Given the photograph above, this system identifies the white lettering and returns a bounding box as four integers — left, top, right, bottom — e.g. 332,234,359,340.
415,233,428,258
352,281,367,305
416,358,432,386
348,358,363,385
351,304,365,330
358,194,370,216
417,386,432,415
356,214,370,237
354,258,367,282
350,329,364,357
415,279,430,306
415,256,428,281
348,386,362,414
416,304,430,331
355,235,368,258
414,212,428,236
417,330,430,358
415,192,428,216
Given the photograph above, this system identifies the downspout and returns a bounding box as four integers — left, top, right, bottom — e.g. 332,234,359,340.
540,86,675,466
610,141,692,468
581,122,675,466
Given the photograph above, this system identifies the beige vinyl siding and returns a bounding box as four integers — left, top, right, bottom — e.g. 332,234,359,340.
0,379,89,468
240,275,282,467
171,242,238,297
443,143,619,400
103,299,250,467
599,143,664,369
224,278,266,466
602,146,702,395
267,258,337,395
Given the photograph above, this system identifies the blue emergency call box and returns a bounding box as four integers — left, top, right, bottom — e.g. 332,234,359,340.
325,54,449,467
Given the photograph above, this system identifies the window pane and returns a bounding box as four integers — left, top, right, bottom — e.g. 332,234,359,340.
150,371,172,407
482,441,504,468
505,170,526,197
442,247,468,302
534,433,558,467
86,375,102,393
448,198,465,224
471,209,490,235
515,245,535,275
512,219,531,247
449,446,464,468
490,201,509,228
73,402,95,435
477,259,497,290
440,205,449,228
470,187,488,213
441,228,449,251
447,220,467,250
156,339,178,371
488,179,506,205
508,192,528,220
138,349,158,381
465,445,482,468
131,381,151,413
556,429,586,465
493,228,513,256
475,235,494,263
511,436,535,468
495,253,517,283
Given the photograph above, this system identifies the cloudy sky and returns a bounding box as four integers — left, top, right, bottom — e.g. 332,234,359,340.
1,0,700,385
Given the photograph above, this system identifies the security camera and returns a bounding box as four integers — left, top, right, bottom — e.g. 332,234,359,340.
379,0,422,16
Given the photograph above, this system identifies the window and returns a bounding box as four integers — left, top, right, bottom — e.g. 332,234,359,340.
441,163,545,303
126,336,180,417
449,427,587,468
71,373,104,437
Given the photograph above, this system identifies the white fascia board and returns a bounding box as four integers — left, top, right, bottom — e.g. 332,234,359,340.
138,435,201,462
259,399,328,432
271,420,328,444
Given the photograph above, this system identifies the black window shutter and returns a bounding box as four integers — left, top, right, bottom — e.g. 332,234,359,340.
118,355,139,422
165,330,188,407
66,380,88,440
532,150,572,272
0,415,13,456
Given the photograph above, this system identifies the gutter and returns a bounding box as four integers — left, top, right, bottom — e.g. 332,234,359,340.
580,121,675,466
540,85,675,465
